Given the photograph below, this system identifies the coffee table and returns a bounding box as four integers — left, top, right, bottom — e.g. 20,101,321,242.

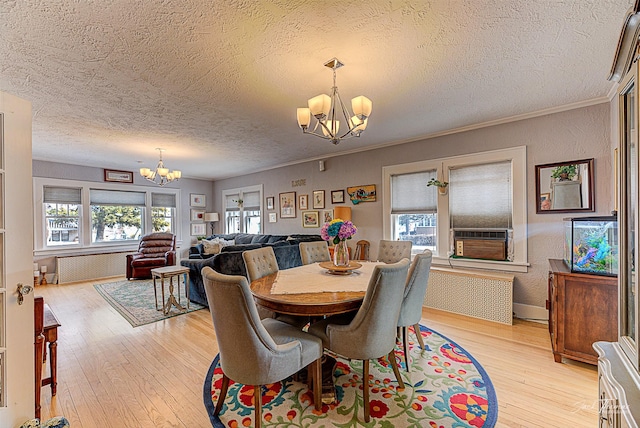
151,265,190,314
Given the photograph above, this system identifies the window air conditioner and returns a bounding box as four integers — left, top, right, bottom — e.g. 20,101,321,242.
452,229,508,261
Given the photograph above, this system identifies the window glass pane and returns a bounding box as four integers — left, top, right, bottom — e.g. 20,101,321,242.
392,213,437,252
244,209,261,234
152,207,174,233
45,202,80,246
226,211,240,233
91,205,142,242
449,161,512,229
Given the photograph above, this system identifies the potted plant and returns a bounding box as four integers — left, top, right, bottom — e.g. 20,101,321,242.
427,178,449,195
551,164,577,181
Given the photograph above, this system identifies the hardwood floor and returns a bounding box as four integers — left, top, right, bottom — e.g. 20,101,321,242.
36,278,598,427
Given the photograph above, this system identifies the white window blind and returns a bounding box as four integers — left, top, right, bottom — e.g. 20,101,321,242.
151,192,176,208
449,161,512,229
391,170,437,214
243,191,260,210
225,193,240,211
90,189,146,206
43,186,82,204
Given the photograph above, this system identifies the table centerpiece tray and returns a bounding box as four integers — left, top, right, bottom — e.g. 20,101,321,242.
319,261,363,275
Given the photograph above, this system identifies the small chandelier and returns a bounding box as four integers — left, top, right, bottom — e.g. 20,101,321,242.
139,148,181,186
296,58,372,145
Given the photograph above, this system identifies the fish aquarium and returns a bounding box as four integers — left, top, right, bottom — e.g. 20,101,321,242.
564,216,618,276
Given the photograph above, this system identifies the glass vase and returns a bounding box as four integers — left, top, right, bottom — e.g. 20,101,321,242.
333,240,350,267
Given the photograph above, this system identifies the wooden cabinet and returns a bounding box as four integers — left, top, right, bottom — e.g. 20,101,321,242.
548,259,617,365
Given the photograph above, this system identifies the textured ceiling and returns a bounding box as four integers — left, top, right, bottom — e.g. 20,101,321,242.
0,0,633,180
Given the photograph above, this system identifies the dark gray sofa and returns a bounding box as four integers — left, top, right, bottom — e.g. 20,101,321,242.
181,233,323,306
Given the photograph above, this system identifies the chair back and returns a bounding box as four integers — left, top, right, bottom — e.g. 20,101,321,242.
353,240,370,261
397,250,433,327
137,232,176,255
299,241,331,265
201,267,283,384
377,239,412,264
329,259,410,360
242,246,279,283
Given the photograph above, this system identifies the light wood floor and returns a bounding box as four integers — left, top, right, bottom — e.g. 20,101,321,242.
36,278,598,427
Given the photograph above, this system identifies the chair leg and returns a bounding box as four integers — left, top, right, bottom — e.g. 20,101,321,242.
388,350,405,390
254,384,262,428
363,359,370,423
414,323,425,350
313,358,322,411
402,326,410,372
214,374,230,416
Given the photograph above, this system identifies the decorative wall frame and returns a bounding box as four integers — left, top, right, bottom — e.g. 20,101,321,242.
279,191,296,218
331,189,345,204
190,223,206,236
299,194,308,210
190,193,206,207
104,169,133,183
347,184,376,204
269,212,277,223
313,190,325,209
302,211,319,228
266,196,275,210
322,209,333,223
190,209,205,221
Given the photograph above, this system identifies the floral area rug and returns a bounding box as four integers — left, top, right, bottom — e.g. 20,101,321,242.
94,279,204,327
203,324,497,427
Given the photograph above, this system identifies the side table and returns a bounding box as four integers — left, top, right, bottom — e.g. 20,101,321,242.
151,266,190,314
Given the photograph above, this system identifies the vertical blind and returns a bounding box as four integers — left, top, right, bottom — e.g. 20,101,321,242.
449,161,512,229
391,170,437,214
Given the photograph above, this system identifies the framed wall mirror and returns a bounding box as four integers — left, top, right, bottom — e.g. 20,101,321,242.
535,158,595,214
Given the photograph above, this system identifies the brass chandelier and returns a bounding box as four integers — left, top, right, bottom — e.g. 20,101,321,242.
139,148,181,186
296,58,372,145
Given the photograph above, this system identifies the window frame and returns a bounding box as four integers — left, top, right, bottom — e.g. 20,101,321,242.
221,184,263,234
382,146,528,273
33,177,181,256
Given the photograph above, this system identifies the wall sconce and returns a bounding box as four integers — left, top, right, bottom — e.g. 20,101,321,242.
204,212,219,234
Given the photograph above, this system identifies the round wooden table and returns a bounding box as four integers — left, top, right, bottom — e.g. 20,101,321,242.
249,266,368,317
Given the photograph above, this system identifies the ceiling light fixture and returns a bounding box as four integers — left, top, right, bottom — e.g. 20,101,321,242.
296,58,372,145
139,148,181,186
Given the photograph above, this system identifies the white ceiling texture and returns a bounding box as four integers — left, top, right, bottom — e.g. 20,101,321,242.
0,0,633,180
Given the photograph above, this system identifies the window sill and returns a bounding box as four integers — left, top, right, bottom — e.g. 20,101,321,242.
432,256,529,273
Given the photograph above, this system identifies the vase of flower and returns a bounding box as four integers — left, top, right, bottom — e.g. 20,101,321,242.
320,218,357,267
333,239,350,266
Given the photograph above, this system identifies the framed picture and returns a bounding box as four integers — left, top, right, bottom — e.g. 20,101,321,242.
322,209,333,223
279,191,296,218
190,223,206,236
313,190,325,209
540,193,551,211
331,189,345,204
266,196,275,210
347,184,376,204
190,209,205,221
190,193,206,207
104,169,133,183
269,212,277,223
299,194,308,210
302,211,319,228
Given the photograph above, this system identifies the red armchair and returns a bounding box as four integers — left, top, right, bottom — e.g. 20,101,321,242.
126,232,176,280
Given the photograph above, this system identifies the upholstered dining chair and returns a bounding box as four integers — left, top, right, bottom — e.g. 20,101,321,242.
397,250,433,371
201,267,323,427
299,241,331,265
308,259,411,423
377,239,412,264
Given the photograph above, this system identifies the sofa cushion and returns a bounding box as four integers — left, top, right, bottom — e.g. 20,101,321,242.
251,234,272,244
265,240,290,248
267,234,289,243
288,234,323,242
220,243,263,253
233,233,255,244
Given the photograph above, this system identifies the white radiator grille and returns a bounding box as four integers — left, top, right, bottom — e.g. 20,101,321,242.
56,252,134,284
424,267,514,325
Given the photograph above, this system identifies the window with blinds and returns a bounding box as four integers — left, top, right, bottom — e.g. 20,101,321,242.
43,186,81,247
89,189,144,242
223,186,262,234
390,170,438,251
151,192,176,233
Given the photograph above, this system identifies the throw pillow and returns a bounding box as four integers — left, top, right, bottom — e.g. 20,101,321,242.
201,239,221,255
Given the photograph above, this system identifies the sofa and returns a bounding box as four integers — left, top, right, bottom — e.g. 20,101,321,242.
181,233,323,306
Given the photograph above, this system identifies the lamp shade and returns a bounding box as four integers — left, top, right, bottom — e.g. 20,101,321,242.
204,212,219,222
352,95,372,119
297,108,311,128
333,206,352,222
308,94,331,119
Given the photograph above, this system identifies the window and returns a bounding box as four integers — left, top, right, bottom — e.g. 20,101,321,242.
390,170,437,252
43,186,81,247
222,185,263,234
151,192,176,233
90,189,145,243
383,146,527,272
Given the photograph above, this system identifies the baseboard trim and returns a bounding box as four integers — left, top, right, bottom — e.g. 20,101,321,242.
513,303,548,324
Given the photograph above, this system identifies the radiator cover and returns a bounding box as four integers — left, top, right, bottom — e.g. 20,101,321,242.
56,252,134,284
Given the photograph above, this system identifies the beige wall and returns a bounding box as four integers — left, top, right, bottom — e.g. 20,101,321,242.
213,102,614,310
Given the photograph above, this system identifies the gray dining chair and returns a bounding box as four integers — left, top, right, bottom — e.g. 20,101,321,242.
377,239,412,263
308,259,411,423
202,267,323,427
397,250,433,371
299,241,331,265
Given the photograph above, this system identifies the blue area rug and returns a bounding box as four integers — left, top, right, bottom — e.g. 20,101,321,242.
203,324,497,427
94,279,204,327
